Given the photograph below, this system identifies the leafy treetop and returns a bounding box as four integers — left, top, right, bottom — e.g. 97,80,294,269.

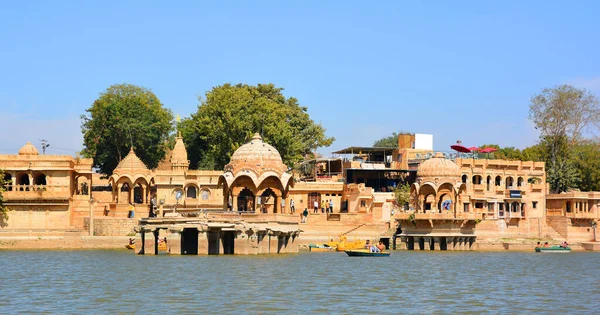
81,83,174,175
179,83,334,170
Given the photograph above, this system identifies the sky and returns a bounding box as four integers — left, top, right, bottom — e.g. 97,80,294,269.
2,1,600,156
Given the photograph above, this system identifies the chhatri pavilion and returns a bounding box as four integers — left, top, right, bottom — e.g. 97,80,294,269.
134,133,301,255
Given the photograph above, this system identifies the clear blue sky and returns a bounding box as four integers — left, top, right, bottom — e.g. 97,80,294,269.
2,1,600,156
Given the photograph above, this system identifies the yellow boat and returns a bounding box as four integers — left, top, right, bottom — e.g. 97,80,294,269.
309,244,335,252
336,239,366,252
125,243,167,250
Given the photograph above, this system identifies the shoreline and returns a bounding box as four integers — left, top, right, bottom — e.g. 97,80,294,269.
2,236,598,252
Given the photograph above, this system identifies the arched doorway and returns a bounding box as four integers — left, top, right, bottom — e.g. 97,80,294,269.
120,182,131,204
308,192,321,212
134,184,143,204
260,188,277,214
237,188,255,212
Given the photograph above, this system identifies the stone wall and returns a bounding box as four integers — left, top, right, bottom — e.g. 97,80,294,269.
84,217,137,236
2,205,70,230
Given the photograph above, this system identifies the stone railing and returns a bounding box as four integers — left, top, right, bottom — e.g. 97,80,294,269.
395,212,481,220
3,185,71,200
565,212,598,219
472,184,485,192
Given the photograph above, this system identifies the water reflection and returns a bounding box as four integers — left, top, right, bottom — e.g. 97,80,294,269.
0,250,598,314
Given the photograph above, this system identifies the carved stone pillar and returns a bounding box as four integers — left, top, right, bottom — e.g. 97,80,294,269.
424,237,431,250
232,194,238,212
142,229,157,255
167,229,181,255
432,237,440,250
197,230,208,255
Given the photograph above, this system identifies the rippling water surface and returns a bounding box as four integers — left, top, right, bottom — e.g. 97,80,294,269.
1,250,599,314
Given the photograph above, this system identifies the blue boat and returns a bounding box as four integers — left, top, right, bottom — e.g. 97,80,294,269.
345,249,390,257
535,246,571,253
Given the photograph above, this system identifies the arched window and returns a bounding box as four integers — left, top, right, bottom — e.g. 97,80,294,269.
517,177,524,187
187,186,197,199
505,177,514,189
486,176,491,191
34,173,46,185
495,176,501,186
461,175,467,184
472,175,482,185
18,173,30,186
18,173,30,191
3,173,12,191
201,189,210,200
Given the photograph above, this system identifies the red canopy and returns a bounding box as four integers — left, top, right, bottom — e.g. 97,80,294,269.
468,147,481,152
479,147,498,153
450,144,471,153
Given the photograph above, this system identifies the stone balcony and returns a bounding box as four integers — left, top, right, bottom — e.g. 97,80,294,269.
3,185,71,201
565,212,599,219
395,212,482,221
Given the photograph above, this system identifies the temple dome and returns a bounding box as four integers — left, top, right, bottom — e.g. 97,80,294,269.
113,147,149,174
417,152,461,178
225,133,287,175
19,142,39,155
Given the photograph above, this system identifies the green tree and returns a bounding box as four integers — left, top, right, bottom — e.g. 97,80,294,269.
180,83,334,170
529,85,600,193
572,140,600,191
373,132,399,147
521,144,543,162
81,84,174,175
538,135,580,193
394,183,411,210
0,169,8,224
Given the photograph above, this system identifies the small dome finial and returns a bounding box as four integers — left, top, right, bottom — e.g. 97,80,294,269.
252,133,262,141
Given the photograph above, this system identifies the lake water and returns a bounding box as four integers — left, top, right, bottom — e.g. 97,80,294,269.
1,250,598,314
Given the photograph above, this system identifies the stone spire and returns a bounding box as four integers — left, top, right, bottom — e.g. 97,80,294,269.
170,132,190,170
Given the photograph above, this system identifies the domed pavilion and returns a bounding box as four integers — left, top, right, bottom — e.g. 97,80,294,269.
219,133,293,213
397,152,476,251
410,152,466,213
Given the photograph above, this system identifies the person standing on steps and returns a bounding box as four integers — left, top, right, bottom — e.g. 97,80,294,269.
302,208,309,223
290,199,295,214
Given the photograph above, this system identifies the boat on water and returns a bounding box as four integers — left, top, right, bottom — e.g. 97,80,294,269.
345,249,390,257
125,243,167,251
336,240,366,252
309,244,335,252
535,246,571,253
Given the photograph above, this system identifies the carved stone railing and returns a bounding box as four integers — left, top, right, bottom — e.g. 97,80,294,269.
565,212,598,219
395,212,482,220
3,185,71,200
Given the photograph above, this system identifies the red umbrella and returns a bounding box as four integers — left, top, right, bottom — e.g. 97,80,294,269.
479,147,498,153
450,144,471,153
468,147,481,152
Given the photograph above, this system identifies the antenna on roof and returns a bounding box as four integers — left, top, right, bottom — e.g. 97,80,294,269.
40,139,50,154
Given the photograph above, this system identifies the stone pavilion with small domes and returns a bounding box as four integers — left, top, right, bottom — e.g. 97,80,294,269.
219,133,293,214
